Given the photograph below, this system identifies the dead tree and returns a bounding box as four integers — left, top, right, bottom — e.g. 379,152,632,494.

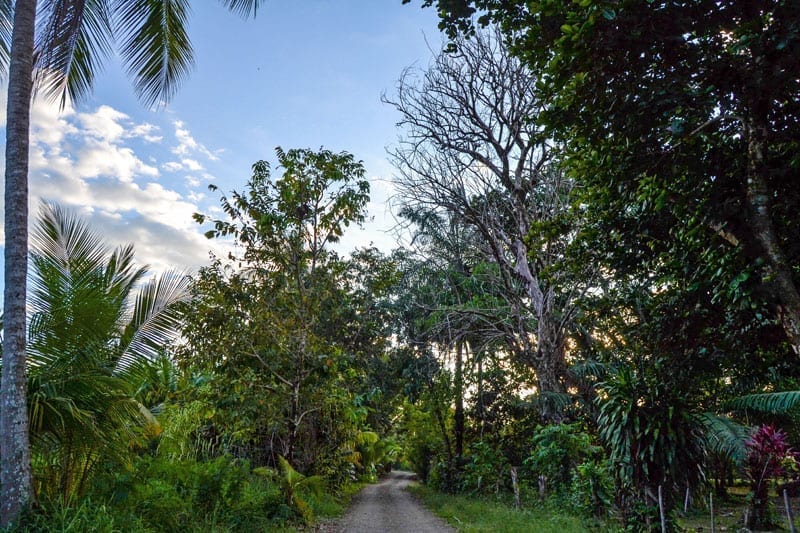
387,27,585,416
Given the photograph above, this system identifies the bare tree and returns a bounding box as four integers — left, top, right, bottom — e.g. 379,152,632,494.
386,27,582,412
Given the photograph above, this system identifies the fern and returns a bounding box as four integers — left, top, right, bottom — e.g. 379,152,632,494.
727,391,800,415
274,456,325,524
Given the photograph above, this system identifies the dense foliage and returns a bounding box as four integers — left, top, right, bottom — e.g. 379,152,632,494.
393,2,800,530
4,2,800,531
4,152,400,530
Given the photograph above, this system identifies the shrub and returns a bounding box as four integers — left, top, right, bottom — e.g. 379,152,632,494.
130,477,191,531
88,454,288,530
569,459,614,519
744,424,798,530
408,441,437,482
460,441,510,495
524,423,600,497
597,362,704,531
429,457,465,494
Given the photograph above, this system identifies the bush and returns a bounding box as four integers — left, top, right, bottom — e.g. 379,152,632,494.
569,459,614,518
130,477,191,531
87,455,286,530
524,423,601,499
408,441,437,482
460,441,511,495
744,424,798,530
428,457,464,494
597,362,704,531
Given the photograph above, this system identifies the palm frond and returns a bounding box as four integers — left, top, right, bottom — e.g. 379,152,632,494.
130,353,178,410
219,0,264,18
727,391,800,415
104,243,145,299
29,203,123,370
568,358,607,382
26,202,180,500
0,0,11,79
29,203,138,368
533,390,574,414
114,0,194,107
34,0,113,107
31,202,106,271
693,412,749,464
356,430,379,446
116,270,190,369
278,455,305,487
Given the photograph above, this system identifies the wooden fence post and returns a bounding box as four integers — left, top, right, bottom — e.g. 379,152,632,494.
784,488,797,533
710,493,716,533
511,466,520,509
684,485,690,514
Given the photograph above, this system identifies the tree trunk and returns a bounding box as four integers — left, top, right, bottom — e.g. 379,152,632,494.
535,313,566,421
745,115,800,354
287,381,300,465
477,356,485,439
434,406,453,461
454,340,464,458
1,0,37,526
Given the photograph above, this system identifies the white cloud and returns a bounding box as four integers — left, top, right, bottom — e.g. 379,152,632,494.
30,98,77,145
182,158,203,171
77,105,129,141
0,97,398,281
74,139,159,182
172,119,218,160
161,158,204,173
162,161,184,172
76,105,163,145
0,96,225,273
129,122,162,143
188,191,205,203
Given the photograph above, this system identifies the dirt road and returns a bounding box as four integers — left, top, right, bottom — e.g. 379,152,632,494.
328,471,455,533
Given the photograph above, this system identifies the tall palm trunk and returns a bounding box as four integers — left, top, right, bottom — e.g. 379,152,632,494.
1,0,37,525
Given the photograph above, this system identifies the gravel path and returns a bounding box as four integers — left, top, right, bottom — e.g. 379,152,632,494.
323,470,455,533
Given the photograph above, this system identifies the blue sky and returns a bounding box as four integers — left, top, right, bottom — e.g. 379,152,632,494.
1,1,442,274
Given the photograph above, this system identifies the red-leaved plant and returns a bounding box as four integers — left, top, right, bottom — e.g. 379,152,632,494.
744,424,798,529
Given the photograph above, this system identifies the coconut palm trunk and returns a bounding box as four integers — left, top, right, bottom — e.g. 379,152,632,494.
1,0,37,525
0,1,263,524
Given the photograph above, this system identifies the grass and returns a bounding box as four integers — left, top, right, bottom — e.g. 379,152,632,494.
7,478,370,533
308,480,369,519
677,485,800,532
409,484,615,533
279,481,371,532
401,476,800,533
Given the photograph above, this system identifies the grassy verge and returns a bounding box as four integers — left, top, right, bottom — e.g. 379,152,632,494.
277,481,370,532
409,484,613,533
308,480,369,519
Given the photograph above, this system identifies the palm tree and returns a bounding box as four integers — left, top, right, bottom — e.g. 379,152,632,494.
0,1,262,523
23,202,190,501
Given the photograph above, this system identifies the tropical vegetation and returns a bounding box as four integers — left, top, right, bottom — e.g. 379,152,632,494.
1,1,799,531
0,0,263,524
